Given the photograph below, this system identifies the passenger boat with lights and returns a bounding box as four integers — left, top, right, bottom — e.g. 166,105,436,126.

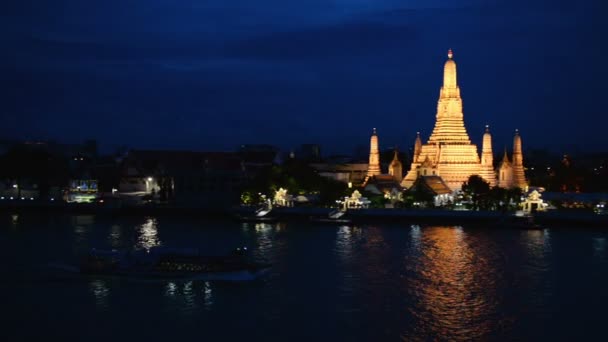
76,246,271,281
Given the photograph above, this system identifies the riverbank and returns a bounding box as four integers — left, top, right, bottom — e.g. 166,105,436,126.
2,201,607,227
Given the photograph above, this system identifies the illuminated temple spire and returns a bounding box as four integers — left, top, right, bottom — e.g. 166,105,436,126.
497,148,513,188
512,129,527,189
367,128,381,177
479,125,497,186
401,49,482,190
389,148,403,183
428,49,471,144
413,132,422,162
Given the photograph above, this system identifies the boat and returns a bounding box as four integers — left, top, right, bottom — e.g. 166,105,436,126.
494,213,543,230
75,246,271,281
310,209,352,224
236,215,278,223
235,204,277,222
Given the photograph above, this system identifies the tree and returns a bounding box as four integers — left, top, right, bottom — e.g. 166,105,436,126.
240,159,347,206
462,175,490,210
0,145,68,199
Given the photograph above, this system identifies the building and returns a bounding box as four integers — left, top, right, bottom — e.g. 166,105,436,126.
119,150,245,207
408,175,454,206
360,129,405,200
401,49,526,191
310,162,368,185
66,179,98,203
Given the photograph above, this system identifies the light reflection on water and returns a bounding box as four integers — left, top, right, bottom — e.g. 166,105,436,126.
249,222,285,266
163,281,213,314
137,217,161,250
11,214,18,227
89,279,110,309
72,215,95,253
108,225,122,249
334,225,363,301
404,226,505,341
524,229,551,263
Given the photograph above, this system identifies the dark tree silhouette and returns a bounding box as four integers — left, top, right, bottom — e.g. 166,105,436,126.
462,175,491,210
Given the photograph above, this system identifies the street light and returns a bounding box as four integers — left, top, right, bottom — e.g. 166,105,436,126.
147,177,153,182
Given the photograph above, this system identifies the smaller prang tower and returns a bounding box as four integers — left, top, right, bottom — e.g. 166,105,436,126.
367,128,381,177
497,148,514,188
511,129,527,189
389,149,403,183
479,125,497,187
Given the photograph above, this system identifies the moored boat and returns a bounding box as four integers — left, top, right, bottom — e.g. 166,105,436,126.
494,214,543,230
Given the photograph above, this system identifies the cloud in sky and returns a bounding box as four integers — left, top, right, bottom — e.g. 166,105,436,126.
0,0,605,153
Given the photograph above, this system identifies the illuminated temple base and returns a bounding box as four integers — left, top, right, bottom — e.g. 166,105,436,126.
402,144,483,191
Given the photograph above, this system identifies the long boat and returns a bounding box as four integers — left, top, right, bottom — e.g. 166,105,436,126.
74,246,271,281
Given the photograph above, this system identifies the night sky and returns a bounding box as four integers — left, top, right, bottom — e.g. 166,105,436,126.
1,0,605,155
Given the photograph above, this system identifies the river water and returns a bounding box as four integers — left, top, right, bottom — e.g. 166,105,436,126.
2,213,607,341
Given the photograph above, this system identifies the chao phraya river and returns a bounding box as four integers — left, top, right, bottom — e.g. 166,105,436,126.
2,213,607,340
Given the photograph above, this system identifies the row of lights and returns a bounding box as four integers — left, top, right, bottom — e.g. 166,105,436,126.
1,196,56,201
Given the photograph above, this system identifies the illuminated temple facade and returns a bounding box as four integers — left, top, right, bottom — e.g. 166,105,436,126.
400,49,527,191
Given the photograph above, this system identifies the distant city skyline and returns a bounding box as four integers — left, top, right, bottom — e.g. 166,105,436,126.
1,1,605,155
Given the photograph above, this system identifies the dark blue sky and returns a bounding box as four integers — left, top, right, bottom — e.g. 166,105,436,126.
1,0,605,155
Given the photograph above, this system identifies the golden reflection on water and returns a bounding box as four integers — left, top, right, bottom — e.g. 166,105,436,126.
404,226,502,341
137,218,161,250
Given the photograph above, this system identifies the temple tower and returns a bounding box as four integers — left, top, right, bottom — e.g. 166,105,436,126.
428,48,471,144
512,129,527,189
367,128,381,177
479,125,497,186
401,49,481,190
497,149,514,188
389,149,403,183
413,132,422,163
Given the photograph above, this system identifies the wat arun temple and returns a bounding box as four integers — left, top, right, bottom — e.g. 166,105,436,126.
366,50,527,192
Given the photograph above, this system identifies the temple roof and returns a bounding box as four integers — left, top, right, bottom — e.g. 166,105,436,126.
413,176,452,195
363,174,402,194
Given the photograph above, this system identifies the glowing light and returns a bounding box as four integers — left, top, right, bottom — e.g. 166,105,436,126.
12,184,17,189
147,177,153,182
